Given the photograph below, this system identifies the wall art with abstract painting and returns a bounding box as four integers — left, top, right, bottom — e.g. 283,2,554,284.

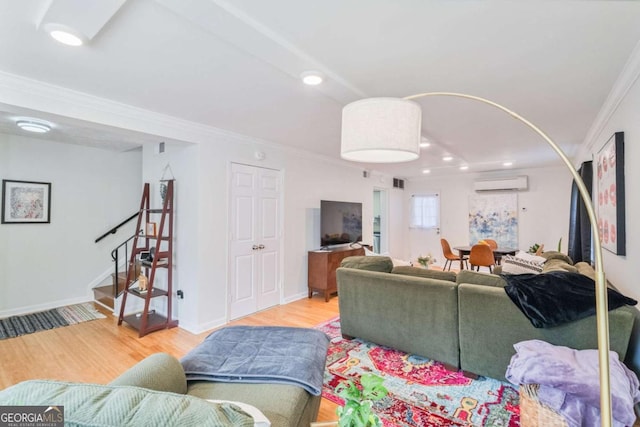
1,180,51,224
468,193,518,248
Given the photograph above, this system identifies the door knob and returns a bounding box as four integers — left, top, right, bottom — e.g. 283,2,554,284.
258,244,265,250
252,245,259,250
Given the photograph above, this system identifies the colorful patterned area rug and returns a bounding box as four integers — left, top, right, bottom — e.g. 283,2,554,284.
317,317,520,427
0,303,106,340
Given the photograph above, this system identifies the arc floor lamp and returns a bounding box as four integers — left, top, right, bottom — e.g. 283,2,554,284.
340,93,612,426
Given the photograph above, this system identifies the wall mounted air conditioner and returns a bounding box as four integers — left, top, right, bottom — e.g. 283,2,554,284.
473,176,528,192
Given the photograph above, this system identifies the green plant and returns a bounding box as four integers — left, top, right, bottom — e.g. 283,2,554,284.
336,373,388,427
557,237,562,252
417,253,436,267
528,243,540,254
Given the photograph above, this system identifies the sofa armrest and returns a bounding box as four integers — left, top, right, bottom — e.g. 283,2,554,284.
109,353,187,394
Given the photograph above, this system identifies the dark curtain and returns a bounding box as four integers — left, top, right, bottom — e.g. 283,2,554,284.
568,161,593,263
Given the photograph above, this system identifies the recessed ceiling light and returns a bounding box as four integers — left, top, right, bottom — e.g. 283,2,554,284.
442,156,453,162
44,23,85,46
419,137,430,148
459,165,469,171
16,119,52,133
503,161,513,167
422,169,431,174
300,71,324,85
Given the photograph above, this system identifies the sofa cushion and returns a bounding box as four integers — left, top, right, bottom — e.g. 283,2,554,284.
340,255,393,272
189,381,318,427
540,251,574,265
391,266,456,282
0,380,254,427
574,262,596,280
363,247,412,267
514,250,547,264
543,258,578,273
456,269,506,288
501,255,544,275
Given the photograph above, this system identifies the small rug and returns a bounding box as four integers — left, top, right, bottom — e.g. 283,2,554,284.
317,317,520,427
0,303,106,340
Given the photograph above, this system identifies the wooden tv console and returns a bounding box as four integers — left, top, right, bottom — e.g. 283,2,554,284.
308,246,364,302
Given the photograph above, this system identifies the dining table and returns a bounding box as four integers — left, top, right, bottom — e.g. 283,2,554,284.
453,245,518,270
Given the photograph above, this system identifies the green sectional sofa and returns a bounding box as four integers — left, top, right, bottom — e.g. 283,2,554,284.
337,255,636,382
0,352,321,427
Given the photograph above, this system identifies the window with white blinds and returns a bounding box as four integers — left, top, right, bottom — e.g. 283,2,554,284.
410,193,440,229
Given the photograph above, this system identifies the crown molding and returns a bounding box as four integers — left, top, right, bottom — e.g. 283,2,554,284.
0,70,372,173
0,70,242,144
583,39,640,152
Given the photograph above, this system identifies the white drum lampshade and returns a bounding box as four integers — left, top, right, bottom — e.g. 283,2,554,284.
341,97,422,163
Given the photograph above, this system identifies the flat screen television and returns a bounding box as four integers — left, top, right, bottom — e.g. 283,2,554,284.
320,200,363,247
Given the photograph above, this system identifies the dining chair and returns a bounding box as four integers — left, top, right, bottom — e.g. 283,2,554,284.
483,239,498,249
469,243,496,273
483,239,500,264
440,238,469,271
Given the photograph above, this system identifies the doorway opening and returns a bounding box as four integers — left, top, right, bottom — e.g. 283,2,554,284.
373,189,388,254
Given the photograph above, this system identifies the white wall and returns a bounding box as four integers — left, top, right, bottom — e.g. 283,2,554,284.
576,65,640,374
0,135,141,315
403,166,572,267
142,132,394,333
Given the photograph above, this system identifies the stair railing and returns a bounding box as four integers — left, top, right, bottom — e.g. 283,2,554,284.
111,231,142,299
95,212,139,243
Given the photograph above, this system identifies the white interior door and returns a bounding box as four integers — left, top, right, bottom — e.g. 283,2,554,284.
229,163,281,320
409,192,441,265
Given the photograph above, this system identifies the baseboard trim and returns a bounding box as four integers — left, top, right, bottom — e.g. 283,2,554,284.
0,295,93,319
283,291,307,304
180,316,227,335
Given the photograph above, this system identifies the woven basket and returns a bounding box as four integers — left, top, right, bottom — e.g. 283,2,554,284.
519,384,568,427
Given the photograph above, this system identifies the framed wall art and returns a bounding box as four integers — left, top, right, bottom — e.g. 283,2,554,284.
146,222,157,237
1,180,51,224
468,193,518,248
596,132,625,255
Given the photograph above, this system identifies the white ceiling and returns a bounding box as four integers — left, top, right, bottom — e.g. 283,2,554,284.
1,0,640,178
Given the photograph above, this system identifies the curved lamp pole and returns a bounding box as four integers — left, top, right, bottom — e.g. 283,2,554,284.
341,92,612,426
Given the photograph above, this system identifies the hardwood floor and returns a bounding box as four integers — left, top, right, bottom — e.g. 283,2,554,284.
0,297,341,423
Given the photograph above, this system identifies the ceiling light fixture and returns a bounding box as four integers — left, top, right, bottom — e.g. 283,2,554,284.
340,92,613,424
44,23,85,46
37,1,127,47
503,161,513,167
442,156,453,161
341,98,421,162
300,71,324,86
420,137,431,148
16,119,52,133
459,165,469,171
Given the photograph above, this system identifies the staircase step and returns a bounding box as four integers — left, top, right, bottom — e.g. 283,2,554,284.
93,285,115,309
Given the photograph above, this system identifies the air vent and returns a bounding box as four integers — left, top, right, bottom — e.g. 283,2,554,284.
393,178,405,189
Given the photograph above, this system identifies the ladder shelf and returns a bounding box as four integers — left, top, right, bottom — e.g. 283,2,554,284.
117,180,177,337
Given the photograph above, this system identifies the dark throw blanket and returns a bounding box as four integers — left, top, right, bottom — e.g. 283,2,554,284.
502,271,637,328
181,326,329,396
